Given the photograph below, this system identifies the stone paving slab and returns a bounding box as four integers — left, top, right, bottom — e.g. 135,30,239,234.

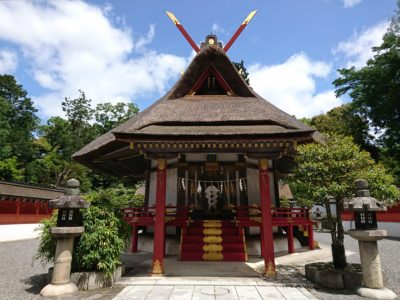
112,284,318,300
114,276,282,286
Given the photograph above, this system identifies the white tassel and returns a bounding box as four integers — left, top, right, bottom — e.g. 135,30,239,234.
197,182,202,193
181,178,186,191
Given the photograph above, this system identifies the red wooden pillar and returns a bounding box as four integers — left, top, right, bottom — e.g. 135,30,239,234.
16,199,21,223
259,159,276,276
35,200,40,216
131,225,138,253
152,159,167,276
287,223,294,254
259,226,265,257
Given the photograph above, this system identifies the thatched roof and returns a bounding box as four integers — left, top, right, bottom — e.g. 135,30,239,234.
0,181,63,201
73,45,317,177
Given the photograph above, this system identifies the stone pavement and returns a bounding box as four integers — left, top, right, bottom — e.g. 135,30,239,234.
113,277,317,300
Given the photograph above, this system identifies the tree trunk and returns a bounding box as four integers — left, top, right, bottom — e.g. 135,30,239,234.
325,197,348,269
332,198,347,269
324,197,336,244
331,242,347,269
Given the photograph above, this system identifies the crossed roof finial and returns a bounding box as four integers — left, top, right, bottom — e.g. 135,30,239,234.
166,10,257,53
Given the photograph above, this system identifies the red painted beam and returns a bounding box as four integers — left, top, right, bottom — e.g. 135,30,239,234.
224,10,257,52
190,64,234,95
166,11,200,53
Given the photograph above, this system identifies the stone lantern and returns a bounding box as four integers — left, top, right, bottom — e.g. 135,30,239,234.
344,179,397,299
40,179,90,297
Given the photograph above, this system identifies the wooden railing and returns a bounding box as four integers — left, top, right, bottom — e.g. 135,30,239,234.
122,204,315,254
235,205,314,254
235,205,312,226
122,205,190,252
122,205,190,226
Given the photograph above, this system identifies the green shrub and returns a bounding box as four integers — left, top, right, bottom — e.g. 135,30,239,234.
279,196,291,208
35,186,133,282
35,211,57,265
85,184,144,209
73,205,130,279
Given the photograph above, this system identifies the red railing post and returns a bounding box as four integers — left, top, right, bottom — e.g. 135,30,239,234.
308,224,314,250
131,224,139,253
287,223,294,254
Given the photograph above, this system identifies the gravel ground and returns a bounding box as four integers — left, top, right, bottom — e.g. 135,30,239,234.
1,234,399,300
310,232,400,300
0,239,122,300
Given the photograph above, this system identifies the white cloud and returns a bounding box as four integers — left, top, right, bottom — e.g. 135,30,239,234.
0,49,17,74
333,21,388,68
249,53,342,118
0,1,187,117
342,0,362,8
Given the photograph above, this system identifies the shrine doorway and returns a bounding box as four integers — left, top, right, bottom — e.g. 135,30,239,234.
177,157,248,221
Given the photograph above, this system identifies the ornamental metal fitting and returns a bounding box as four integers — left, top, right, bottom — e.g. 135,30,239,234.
344,179,386,212
49,179,90,209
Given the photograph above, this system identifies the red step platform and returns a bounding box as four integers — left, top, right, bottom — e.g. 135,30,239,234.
179,220,247,261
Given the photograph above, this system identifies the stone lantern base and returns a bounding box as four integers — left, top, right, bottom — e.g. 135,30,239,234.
356,287,397,300
40,227,84,297
348,229,397,299
40,282,78,297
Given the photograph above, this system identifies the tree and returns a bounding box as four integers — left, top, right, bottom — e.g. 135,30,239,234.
94,102,139,135
61,90,96,156
333,3,400,182
287,134,399,269
233,60,250,84
309,104,378,158
0,75,38,170
0,157,24,181
36,92,139,189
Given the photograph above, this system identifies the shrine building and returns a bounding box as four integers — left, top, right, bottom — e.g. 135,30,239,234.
73,33,319,277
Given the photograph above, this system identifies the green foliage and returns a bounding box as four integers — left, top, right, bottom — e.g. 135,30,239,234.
94,102,139,135
279,196,291,208
84,185,144,209
25,150,92,191
233,60,250,84
74,205,130,279
0,75,39,180
288,134,399,207
35,212,57,265
0,157,25,181
286,134,399,268
333,7,400,183
299,117,312,126
309,104,377,157
35,187,134,281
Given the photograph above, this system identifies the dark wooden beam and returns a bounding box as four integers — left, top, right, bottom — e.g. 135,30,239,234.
246,152,283,159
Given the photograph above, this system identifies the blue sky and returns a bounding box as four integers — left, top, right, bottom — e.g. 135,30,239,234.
0,0,397,121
